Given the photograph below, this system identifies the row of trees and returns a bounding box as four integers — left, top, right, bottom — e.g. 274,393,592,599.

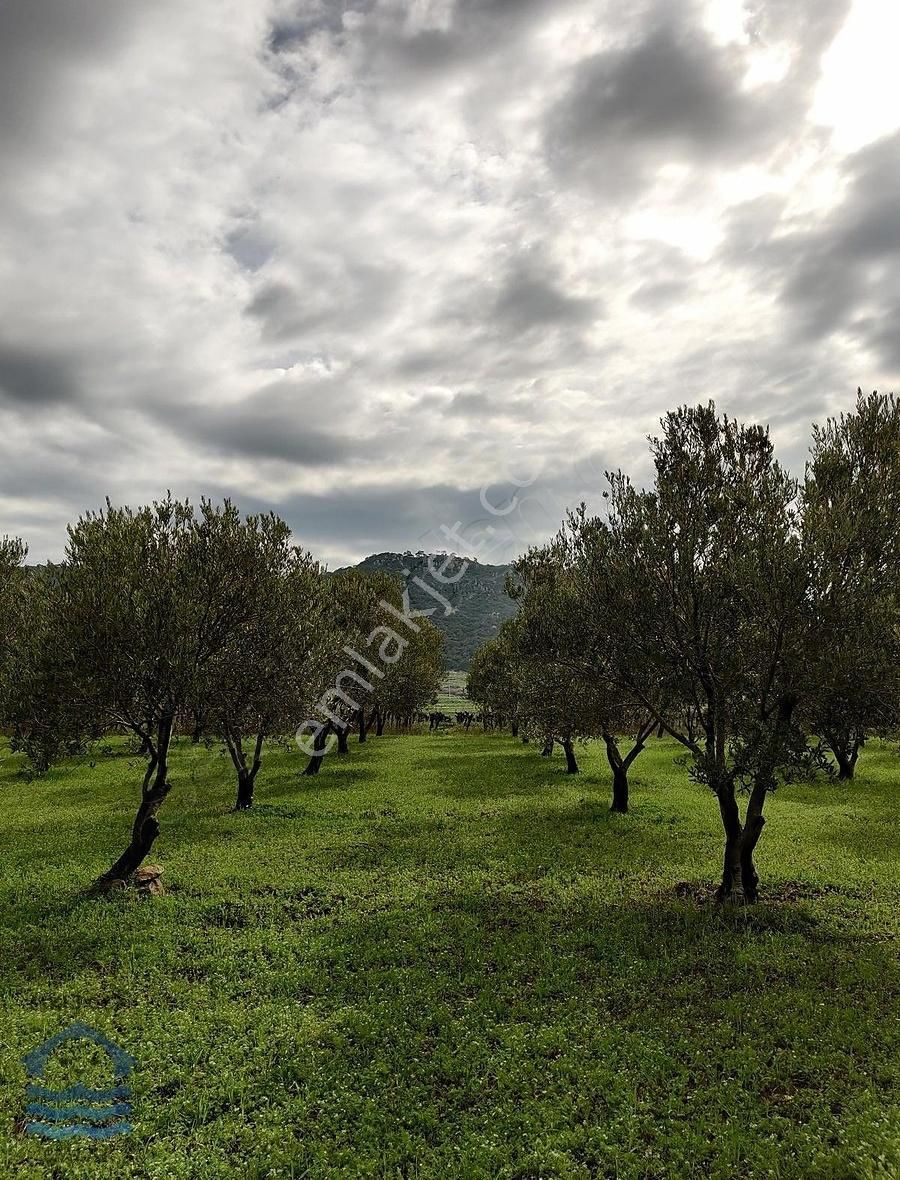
0,499,444,883
468,392,900,902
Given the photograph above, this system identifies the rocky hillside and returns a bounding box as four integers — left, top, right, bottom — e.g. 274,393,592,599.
345,552,517,669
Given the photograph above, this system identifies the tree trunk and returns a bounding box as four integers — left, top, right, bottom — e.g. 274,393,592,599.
562,738,578,774
541,738,554,757
832,737,861,780
303,723,331,775
716,782,746,902
336,726,349,754
228,730,264,810
235,768,254,810
510,720,518,737
603,733,628,813
98,715,173,883
190,713,204,744
611,766,628,813
375,711,385,736
358,708,368,743
603,718,654,814
715,778,766,904
718,693,792,901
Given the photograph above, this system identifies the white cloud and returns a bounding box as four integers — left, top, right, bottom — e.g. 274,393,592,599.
813,0,900,151
0,0,896,567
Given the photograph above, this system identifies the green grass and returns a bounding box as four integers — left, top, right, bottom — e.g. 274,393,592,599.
432,695,472,713
433,670,471,713
1,733,898,1179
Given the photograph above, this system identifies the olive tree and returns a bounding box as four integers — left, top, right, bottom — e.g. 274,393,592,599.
513,538,657,806
467,621,525,736
577,405,808,901
203,515,327,809
300,568,398,771
369,615,445,732
52,497,273,882
0,535,28,724
802,390,900,778
301,568,444,772
6,561,95,772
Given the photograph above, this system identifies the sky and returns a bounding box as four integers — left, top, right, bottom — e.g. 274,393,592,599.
1,0,898,567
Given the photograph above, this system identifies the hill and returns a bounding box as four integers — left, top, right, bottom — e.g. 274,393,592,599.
344,552,517,669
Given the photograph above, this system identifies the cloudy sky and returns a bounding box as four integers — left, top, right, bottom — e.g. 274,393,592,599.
1,0,898,566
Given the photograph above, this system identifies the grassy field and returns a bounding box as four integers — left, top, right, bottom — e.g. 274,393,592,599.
1,732,898,1179
432,670,471,713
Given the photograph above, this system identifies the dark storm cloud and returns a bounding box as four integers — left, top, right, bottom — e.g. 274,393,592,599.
245,281,305,334
244,259,405,343
546,23,768,193
434,249,602,356
172,380,362,468
206,480,495,560
860,314,900,373
213,462,610,567
0,344,82,408
545,1,850,197
0,441,130,509
224,222,277,273
492,254,601,334
205,418,356,467
0,0,149,158
726,130,900,369
445,391,541,421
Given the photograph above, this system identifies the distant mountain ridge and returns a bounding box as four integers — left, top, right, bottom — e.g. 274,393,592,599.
344,552,517,670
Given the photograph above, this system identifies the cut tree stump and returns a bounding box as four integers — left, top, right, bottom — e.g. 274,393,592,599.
93,864,164,896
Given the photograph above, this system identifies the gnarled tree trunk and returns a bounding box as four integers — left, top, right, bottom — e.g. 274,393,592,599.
603,716,655,814
227,730,264,810
562,738,578,774
336,725,349,754
603,719,654,814
611,765,628,812
303,722,332,775
716,693,794,903
97,714,174,884
826,731,862,780
604,734,628,813
716,778,766,904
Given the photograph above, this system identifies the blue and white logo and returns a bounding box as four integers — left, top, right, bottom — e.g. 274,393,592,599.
23,1023,134,1140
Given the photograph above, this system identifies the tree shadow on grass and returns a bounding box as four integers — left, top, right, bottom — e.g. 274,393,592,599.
816,818,900,866
412,747,607,801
